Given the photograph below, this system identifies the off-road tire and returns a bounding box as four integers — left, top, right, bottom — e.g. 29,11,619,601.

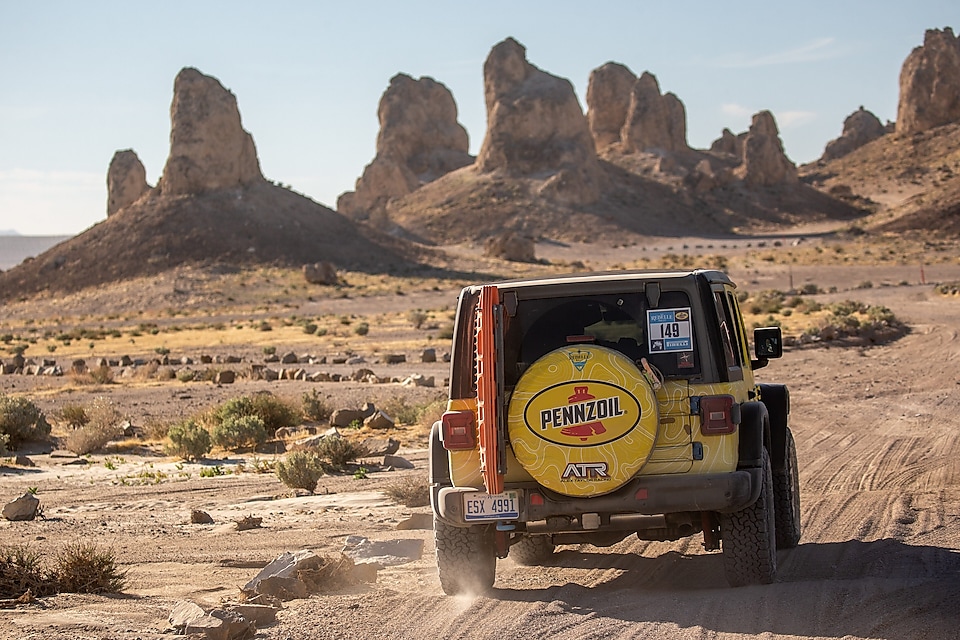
509,535,556,566
773,428,801,549
434,517,496,595
720,449,777,586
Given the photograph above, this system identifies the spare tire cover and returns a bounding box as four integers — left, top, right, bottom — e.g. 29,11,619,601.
508,345,659,497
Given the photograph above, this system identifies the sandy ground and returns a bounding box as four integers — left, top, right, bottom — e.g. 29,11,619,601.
2,256,960,639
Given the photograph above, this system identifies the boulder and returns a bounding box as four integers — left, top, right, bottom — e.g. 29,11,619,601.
821,107,887,161
383,454,415,469
214,370,235,384
338,73,472,218
483,232,536,262
331,408,368,428
168,601,254,640
420,348,437,363
363,410,395,430
621,72,688,153
159,68,264,196
737,111,798,188
586,62,638,147
106,149,150,215
477,38,600,204
302,261,339,285
897,28,960,135
361,437,401,456
191,510,214,524
3,493,40,521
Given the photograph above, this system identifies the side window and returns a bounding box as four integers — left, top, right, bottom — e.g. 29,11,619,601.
726,292,751,368
713,291,743,381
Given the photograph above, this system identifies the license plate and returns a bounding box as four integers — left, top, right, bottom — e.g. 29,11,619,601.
463,490,520,522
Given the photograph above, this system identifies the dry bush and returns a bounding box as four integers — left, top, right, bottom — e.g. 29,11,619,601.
314,436,369,470
301,390,332,423
209,393,299,435
384,475,430,507
275,451,326,492
211,414,268,451
59,404,90,429
53,542,126,594
63,397,124,455
0,394,52,450
143,418,170,441
382,395,446,429
0,545,57,599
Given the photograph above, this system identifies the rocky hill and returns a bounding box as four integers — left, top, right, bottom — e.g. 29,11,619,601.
0,68,419,301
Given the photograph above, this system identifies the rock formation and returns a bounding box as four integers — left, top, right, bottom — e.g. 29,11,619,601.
483,232,536,262
897,28,960,135
160,68,264,196
586,62,637,147
821,107,887,161
621,72,688,154
710,128,744,157
106,149,150,215
737,111,798,187
338,74,472,218
477,38,600,204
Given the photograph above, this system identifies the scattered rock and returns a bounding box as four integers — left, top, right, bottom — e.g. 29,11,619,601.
3,493,40,521
383,454,415,470
222,602,278,628
302,261,339,285
420,348,437,363
14,455,34,467
383,354,406,364
363,410,395,430
360,437,401,456
330,408,368,428
107,149,150,216
215,370,236,385
483,232,536,262
243,550,373,600
401,374,435,388
897,27,960,135
191,510,214,524
168,600,254,640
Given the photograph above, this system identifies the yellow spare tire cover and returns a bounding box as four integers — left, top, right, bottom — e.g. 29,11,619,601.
508,346,659,497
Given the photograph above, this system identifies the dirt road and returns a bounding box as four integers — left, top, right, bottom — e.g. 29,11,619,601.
2,276,959,639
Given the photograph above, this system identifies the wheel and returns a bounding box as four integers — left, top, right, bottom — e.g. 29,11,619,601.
773,428,801,549
434,517,496,595
509,535,556,566
720,449,777,586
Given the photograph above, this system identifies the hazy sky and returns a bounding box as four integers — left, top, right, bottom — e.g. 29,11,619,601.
0,1,955,235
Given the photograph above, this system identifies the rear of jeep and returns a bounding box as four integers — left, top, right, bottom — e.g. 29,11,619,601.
430,269,800,594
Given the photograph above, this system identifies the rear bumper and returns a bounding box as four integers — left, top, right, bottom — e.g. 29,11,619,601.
432,469,761,528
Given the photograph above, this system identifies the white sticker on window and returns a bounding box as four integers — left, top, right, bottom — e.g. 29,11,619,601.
646,308,693,353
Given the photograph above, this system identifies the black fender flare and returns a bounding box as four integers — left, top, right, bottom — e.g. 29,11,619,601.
738,401,770,470
759,384,790,473
429,420,451,486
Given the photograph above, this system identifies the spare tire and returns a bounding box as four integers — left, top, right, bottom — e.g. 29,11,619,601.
507,345,659,497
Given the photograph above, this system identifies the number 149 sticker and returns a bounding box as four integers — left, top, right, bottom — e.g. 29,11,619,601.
647,308,693,353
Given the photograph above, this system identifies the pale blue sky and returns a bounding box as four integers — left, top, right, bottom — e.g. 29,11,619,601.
0,1,955,235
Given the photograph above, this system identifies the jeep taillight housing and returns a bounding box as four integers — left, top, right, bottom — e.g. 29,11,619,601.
441,410,476,450
699,395,739,434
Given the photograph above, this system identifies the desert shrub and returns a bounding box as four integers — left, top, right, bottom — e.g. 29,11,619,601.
315,436,369,470
0,544,57,599
59,404,90,429
211,414,268,451
166,419,211,461
382,395,446,428
747,290,785,315
276,451,326,492
407,310,428,329
64,397,124,455
176,369,195,382
211,393,299,435
437,324,454,340
302,389,332,422
800,283,821,295
0,394,52,450
143,418,169,441
89,364,114,384
53,542,126,594
303,323,318,334
384,476,430,507
354,322,369,336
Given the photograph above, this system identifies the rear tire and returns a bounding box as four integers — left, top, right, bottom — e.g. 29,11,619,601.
434,517,496,595
509,535,556,566
721,449,777,586
773,428,801,549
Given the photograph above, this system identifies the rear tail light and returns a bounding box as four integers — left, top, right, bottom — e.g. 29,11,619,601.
440,410,476,450
699,395,739,434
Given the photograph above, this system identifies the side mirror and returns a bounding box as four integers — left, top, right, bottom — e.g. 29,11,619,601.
753,327,783,369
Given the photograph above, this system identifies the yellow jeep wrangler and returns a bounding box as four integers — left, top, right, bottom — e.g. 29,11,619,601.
430,269,800,593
